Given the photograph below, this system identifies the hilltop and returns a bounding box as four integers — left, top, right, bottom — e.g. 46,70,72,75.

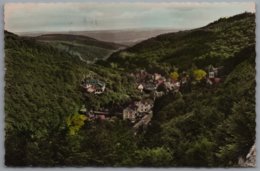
35,34,124,49
32,34,126,63
18,28,180,46
108,12,255,72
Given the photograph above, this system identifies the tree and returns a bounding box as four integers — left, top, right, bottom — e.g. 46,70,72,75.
170,71,179,81
133,147,173,167
66,113,88,135
193,69,207,81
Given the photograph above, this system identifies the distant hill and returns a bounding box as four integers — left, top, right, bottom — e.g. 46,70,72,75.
18,28,180,46
32,34,126,63
108,12,255,72
66,29,180,46
35,34,124,49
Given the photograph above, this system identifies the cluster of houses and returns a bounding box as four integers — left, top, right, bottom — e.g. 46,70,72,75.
205,65,223,85
79,105,119,121
132,70,181,94
133,65,223,95
81,79,106,95
79,65,224,127
123,99,154,123
122,65,224,126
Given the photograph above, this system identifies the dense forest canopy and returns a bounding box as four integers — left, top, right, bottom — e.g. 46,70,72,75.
108,12,255,72
5,12,255,167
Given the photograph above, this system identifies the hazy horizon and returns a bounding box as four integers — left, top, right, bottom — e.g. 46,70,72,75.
9,27,182,35
5,2,255,34
13,28,182,46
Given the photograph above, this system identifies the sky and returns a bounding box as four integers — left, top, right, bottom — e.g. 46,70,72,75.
4,2,255,33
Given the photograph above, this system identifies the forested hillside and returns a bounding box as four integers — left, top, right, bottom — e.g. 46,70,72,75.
4,31,138,166
5,12,256,167
107,12,256,167
108,12,255,72
33,34,125,62
141,44,255,166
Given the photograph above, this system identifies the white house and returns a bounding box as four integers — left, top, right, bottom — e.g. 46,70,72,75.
135,100,153,113
123,107,136,121
208,71,215,79
83,79,106,94
137,84,144,92
154,73,162,81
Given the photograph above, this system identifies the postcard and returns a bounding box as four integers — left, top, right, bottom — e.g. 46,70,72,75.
4,2,256,167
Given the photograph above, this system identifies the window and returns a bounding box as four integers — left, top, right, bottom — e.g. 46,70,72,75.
209,72,214,78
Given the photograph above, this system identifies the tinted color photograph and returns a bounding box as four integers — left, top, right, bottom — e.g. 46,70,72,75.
4,2,256,167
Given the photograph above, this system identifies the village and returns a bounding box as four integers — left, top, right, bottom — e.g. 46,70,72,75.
79,65,224,131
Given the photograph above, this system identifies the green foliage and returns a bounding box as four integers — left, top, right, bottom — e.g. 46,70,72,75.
143,45,255,166
46,41,114,62
170,71,179,81
108,12,255,71
184,137,215,166
66,113,87,135
4,12,256,167
5,30,90,166
4,30,140,166
193,69,207,81
35,34,123,50
133,147,173,167
33,34,125,62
